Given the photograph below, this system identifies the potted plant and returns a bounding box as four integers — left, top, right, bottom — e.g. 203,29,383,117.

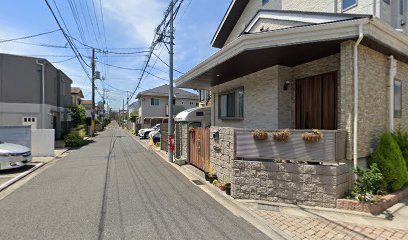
218,182,226,191
302,129,323,143
204,172,210,181
272,129,291,141
253,129,268,140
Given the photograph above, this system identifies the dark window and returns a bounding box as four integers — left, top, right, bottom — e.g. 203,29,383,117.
401,0,404,15
151,98,160,106
196,112,204,117
262,0,269,6
395,80,402,118
342,0,357,11
218,88,244,119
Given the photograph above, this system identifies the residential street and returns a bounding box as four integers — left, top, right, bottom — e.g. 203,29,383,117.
0,124,271,240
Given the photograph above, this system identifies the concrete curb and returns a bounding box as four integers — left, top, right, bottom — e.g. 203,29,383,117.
126,131,292,240
0,162,45,192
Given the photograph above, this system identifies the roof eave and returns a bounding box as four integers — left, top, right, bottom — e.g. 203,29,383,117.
177,18,370,88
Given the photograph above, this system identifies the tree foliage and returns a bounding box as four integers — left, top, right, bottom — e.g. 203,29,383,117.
69,105,86,128
129,111,138,123
392,126,408,171
370,132,408,192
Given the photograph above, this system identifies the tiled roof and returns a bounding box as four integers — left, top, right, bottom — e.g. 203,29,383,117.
136,84,198,99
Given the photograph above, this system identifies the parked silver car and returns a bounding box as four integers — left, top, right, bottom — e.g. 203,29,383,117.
0,141,32,170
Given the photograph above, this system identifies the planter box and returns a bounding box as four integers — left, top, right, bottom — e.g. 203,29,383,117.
337,186,408,215
235,129,347,163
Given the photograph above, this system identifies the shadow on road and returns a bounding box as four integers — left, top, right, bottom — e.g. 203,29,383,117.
0,164,36,175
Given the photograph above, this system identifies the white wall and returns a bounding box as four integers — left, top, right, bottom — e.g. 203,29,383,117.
31,129,55,157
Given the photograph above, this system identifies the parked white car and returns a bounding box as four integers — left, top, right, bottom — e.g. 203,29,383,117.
0,141,32,170
138,124,160,139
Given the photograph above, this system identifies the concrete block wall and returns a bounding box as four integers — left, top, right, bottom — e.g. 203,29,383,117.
231,160,352,208
210,126,235,183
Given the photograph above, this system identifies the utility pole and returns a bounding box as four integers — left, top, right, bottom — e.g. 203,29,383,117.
91,48,96,136
122,98,125,128
168,0,174,163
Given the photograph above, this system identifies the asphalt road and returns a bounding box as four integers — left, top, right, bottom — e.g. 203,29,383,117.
0,124,271,240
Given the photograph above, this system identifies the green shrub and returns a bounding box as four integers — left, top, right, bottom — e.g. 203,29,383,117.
370,132,408,192
64,129,86,148
392,127,408,171
350,164,385,202
69,105,86,128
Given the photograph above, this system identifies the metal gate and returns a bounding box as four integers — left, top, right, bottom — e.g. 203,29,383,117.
189,128,210,172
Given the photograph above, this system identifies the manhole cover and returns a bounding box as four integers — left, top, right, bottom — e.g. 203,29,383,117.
191,179,204,185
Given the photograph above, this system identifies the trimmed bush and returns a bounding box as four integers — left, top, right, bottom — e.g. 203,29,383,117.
64,129,86,148
392,127,408,171
370,132,408,192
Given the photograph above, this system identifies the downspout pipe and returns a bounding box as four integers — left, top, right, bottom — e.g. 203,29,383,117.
389,55,397,131
353,24,364,170
36,60,45,129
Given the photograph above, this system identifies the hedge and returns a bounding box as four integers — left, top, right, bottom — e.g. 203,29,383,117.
370,132,408,192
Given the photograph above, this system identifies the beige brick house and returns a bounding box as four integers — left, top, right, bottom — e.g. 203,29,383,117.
175,0,408,207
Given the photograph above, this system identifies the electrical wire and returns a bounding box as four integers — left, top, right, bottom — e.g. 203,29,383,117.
0,29,60,43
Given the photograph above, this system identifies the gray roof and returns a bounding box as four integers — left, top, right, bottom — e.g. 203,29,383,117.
212,3,370,48
136,84,198,99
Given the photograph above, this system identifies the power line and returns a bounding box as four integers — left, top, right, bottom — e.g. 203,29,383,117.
95,60,142,71
44,0,92,83
127,0,185,105
152,51,184,74
0,29,60,43
50,56,77,63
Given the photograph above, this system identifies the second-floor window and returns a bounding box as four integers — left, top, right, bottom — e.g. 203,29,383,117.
151,98,160,106
342,0,357,11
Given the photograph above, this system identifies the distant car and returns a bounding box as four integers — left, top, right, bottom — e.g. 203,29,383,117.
138,124,160,139
0,141,32,170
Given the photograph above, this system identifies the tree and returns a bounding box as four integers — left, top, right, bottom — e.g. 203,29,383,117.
69,105,86,128
370,132,408,192
129,110,138,123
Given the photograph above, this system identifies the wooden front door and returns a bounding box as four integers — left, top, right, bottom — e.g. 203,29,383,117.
189,128,210,172
296,72,337,130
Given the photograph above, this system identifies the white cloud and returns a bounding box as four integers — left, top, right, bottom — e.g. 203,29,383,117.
101,0,166,46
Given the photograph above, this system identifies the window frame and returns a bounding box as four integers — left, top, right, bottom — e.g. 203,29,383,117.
218,87,244,120
342,0,358,12
150,98,160,106
394,79,402,118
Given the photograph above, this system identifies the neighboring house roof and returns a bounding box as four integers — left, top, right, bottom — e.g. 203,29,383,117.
128,101,140,109
81,100,92,106
71,87,84,98
211,3,369,48
211,0,250,48
176,16,408,89
136,84,198,99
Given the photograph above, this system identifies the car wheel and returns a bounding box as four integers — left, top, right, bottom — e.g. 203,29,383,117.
144,132,149,139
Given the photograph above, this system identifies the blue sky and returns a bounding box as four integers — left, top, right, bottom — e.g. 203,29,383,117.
0,0,230,109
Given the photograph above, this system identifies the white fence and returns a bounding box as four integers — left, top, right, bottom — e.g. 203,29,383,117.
31,129,55,157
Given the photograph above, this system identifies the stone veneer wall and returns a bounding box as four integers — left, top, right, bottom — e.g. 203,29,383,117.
209,126,235,183
232,160,351,208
